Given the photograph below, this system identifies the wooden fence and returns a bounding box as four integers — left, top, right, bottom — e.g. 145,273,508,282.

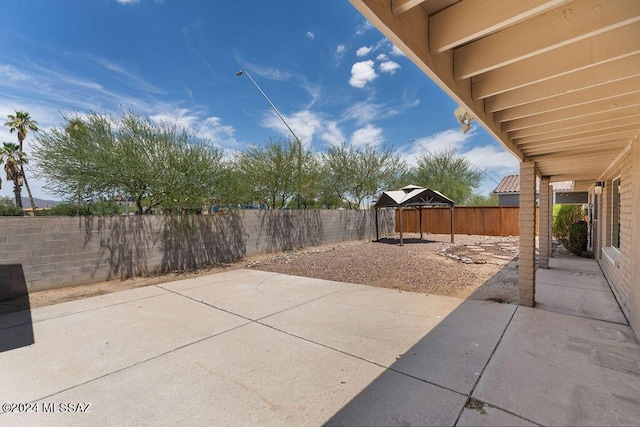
394,206,539,236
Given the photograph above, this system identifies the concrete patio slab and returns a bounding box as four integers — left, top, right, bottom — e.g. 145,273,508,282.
164,270,354,320
549,257,603,273
325,369,466,426
0,292,248,403
160,268,280,292
0,285,169,331
473,307,640,426
536,268,610,291
536,282,628,324
457,402,536,426
261,284,464,367
390,300,516,395
1,262,638,426
1,322,388,426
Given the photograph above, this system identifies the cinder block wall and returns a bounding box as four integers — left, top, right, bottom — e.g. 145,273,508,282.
0,209,394,297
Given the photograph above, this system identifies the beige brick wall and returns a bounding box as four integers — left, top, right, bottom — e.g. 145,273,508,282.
596,139,639,335
519,161,537,307
0,209,394,297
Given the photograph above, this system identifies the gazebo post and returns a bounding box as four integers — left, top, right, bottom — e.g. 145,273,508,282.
398,206,404,246
450,205,455,243
419,206,423,240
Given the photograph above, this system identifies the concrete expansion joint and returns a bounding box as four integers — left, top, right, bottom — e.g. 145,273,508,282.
24,320,250,408
453,305,519,425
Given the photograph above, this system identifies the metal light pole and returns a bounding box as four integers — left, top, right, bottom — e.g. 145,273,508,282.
236,69,302,209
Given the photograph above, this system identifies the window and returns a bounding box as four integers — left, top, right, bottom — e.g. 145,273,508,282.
612,177,621,249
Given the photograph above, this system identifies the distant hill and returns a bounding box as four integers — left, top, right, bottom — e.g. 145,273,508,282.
21,197,61,208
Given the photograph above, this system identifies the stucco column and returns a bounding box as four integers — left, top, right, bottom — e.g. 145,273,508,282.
519,161,537,307
538,176,551,269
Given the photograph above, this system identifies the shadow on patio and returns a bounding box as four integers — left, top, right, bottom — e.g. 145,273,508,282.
324,256,640,426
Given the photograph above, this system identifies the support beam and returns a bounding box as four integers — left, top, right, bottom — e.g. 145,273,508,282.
392,0,424,16
502,92,640,132
507,105,640,139
511,116,640,144
454,0,640,79
519,161,537,307
494,77,640,122
485,55,640,111
539,176,552,269
429,0,566,53
472,23,640,99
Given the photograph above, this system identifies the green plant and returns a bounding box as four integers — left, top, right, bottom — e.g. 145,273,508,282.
0,196,23,216
39,202,88,216
86,200,123,215
569,220,588,255
552,204,585,255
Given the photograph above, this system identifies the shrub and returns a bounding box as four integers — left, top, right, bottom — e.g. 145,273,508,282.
569,220,588,255
39,202,88,216
86,200,123,215
0,197,23,216
552,204,585,255
40,200,124,216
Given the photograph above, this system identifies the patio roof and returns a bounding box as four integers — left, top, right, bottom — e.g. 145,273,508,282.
347,0,640,190
374,184,455,208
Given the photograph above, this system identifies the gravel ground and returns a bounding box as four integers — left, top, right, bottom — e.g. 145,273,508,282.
250,233,521,303
5,232,578,314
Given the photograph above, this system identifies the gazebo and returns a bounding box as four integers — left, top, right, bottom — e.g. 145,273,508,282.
374,185,455,245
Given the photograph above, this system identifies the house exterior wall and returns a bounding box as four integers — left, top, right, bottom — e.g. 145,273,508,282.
0,209,394,298
596,139,639,335
498,194,520,206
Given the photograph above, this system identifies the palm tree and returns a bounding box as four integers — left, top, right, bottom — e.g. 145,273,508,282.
2,142,26,208
5,111,39,214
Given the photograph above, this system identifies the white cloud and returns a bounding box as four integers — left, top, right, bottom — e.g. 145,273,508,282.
349,60,377,88
199,116,241,149
262,109,323,146
116,0,139,4
356,20,374,35
343,100,384,124
343,97,419,125
336,44,346,57
379,60,400,74
150,108,198,129
356,46,372,57
248,64,292,81
390,44,405,56
320,121,346,147
376,53,388,61
306,31,315,40
351,124,384,147
462,145,519,174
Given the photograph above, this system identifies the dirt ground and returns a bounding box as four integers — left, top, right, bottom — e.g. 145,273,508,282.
1,233,550,315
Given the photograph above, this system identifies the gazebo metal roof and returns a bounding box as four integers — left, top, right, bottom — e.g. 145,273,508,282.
375,185,455,208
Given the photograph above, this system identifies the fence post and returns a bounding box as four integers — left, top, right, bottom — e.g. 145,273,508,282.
450,206,455,243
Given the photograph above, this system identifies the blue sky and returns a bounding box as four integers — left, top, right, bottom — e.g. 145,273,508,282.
0,0,518,201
